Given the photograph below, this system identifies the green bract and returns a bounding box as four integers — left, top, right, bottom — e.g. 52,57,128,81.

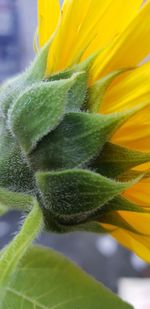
0,46,149,233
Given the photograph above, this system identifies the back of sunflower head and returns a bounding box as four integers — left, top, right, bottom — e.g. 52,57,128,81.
0,42,147,233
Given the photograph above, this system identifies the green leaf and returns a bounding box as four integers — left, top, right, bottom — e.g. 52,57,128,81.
0,246,132,309
36,169,136,224
10,77,77,153
30,111,133,171
88,69,130,113
90,142,150,178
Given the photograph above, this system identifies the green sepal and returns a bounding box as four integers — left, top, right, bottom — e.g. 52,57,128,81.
42,207,107,233
36,169,137,225
30,111,137,171
99,195,150,236
117,170,146,182
49,70,87,111
0,118,34,193
48,54,96,111
25,39,51,82
89,196,149,224
67,54,97,111
88,68,130,113
0,41,51,115
99,212,141,235
72,52,97,74
10,76,77,153
48,69,73,81
48,54,95,81
101,195,148,214
75,222,107,233
66,71,87,111
0,75,26,116
90,142,150,178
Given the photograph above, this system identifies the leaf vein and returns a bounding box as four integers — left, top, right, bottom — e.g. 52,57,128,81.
6,287,50,309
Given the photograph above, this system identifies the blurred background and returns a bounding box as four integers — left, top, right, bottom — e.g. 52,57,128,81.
0,1,150,308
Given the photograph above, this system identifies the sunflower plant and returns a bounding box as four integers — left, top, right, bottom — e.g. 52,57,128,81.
0,0,150,308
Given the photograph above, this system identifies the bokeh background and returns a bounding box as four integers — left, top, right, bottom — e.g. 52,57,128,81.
0,1,150,307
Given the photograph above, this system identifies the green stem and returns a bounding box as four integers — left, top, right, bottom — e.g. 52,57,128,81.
0,187,34,212
0,200,43,287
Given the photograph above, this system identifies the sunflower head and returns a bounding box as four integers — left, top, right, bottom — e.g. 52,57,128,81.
0,0,150,262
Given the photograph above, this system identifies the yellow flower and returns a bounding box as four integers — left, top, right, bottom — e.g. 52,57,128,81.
38,0,150,261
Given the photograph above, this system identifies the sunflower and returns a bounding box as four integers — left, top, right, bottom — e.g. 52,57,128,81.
37,0,150,261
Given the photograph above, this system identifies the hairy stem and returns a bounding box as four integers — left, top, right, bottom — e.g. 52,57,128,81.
0,200,43,287
0,187,34,213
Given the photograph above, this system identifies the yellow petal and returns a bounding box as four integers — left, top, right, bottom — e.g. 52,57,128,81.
100,62,150,113
47,0,111,73
113,211,150,262
38,0,60,47
47,0,143,74
123,178,150,207
83,0,143,61
92,1,150,80
68,0,143,65
133,162,150,172
100,176,150,261
109,225,150,263
111,104,150,152
101,65,150,151
118,211,150,234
